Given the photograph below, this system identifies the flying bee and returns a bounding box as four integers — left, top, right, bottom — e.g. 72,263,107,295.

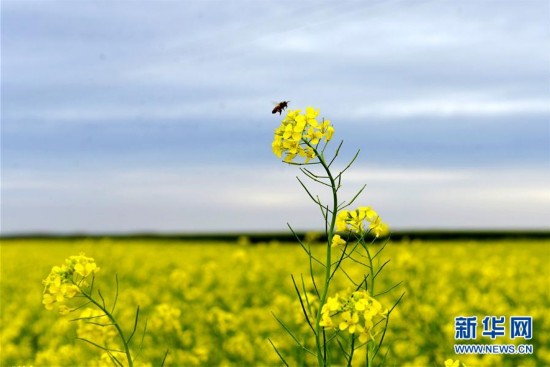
272,101,290,115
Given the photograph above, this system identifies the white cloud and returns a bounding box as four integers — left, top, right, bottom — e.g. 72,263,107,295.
352,98,550,119
6,95,548,126
345,168,469,182
2,165,549,233
2,1,549,234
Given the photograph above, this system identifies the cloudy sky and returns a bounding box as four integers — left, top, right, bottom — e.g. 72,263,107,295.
2,0,549,234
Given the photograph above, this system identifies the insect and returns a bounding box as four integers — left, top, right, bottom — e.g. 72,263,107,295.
272,101,290,115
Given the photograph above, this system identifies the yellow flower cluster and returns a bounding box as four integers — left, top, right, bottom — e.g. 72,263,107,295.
336,206,390,237
272,107,335,163
444,359,465,367
150,303,184,334
3,239,547,366
42,253,99,313
330,234,347,248
319,290,387,343
77,308,116,346
207,307,236,335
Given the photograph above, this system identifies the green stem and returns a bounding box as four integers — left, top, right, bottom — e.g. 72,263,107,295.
364,243,375,295
308,142,339,367
347,336,355,367
368,340,375,367
79,287,133,367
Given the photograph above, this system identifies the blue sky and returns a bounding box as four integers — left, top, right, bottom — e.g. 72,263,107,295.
2,1,549,234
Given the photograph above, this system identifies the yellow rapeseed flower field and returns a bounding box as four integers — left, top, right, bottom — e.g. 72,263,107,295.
1,238,548,366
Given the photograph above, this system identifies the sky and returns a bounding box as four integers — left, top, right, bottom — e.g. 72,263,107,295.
1,0,549,234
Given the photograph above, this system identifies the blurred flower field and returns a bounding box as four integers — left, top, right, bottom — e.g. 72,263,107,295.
1,238,549,366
